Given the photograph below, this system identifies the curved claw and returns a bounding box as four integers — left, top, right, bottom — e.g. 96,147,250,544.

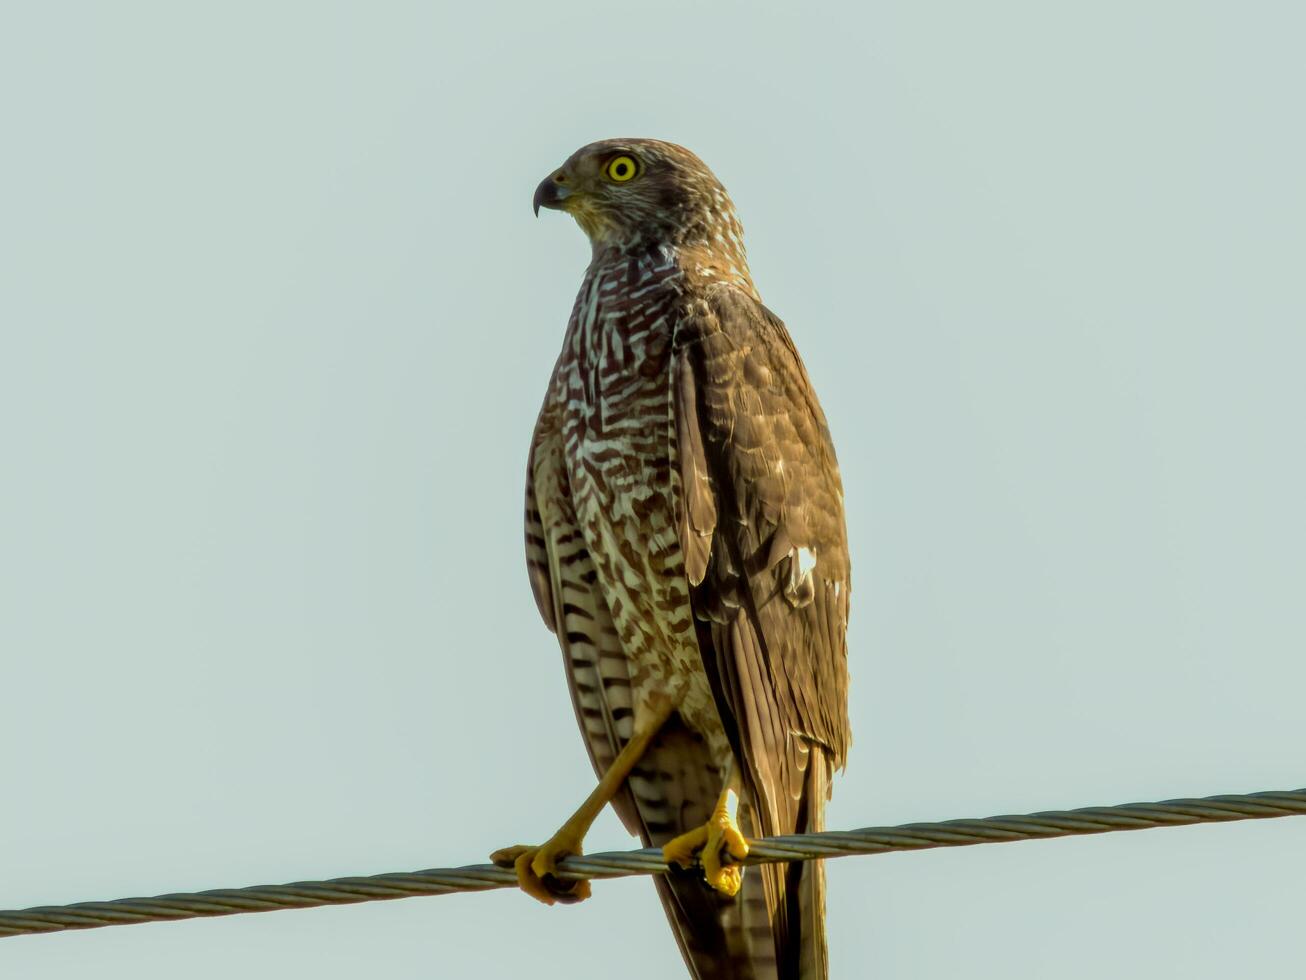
700,821,748,897
661,805,751,898
662,825,709,869
489,841,591,906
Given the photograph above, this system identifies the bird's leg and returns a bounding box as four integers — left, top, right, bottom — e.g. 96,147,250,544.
490,698,674,906
661,762,750,897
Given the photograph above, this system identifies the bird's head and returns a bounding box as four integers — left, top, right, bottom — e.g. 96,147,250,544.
533,138,749,273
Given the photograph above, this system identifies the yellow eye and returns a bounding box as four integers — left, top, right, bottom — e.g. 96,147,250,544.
606,155,638,182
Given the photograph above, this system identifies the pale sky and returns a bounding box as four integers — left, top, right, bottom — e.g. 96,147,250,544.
3,2,1304,977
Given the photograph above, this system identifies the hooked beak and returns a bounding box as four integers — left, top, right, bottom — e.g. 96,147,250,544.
532,172,571,216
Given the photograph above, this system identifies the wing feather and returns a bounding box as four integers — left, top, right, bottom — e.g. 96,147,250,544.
674,354,717,586
673,287,849,976
673,284,852,834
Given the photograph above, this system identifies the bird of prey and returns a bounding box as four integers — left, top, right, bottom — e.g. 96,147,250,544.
491,139,850,979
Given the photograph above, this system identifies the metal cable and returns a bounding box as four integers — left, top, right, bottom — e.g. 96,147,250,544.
3,786,1302,939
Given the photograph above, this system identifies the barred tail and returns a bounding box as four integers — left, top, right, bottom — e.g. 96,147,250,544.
638,732,832,978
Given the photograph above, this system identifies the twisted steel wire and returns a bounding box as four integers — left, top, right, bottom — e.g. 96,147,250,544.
2,786,1302,939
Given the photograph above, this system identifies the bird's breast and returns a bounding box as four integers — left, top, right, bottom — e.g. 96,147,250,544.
555,259,687,569
561,256,682,440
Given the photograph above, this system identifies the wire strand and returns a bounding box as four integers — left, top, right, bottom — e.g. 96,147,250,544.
3,786,1302,939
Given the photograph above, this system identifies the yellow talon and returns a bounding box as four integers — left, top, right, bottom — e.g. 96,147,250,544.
661,788,750,897
490,829,591,906
662,824,710,867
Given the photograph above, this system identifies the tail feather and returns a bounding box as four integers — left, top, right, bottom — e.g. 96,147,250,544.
791,755,828,980
622,721,832,978
752,745,830,980
629,719,789,979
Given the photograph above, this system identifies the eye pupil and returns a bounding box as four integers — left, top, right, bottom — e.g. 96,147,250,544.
609,156,636,181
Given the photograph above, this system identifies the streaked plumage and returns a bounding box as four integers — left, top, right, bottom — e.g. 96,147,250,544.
522,138,850,979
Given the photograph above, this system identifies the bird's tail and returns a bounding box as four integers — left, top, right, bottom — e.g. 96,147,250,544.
786,754,828,980
633,726,831,978
746,745,831,980
633,722,779,979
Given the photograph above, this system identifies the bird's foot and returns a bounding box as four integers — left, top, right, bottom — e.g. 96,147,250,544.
490,829,592,906
661,793,750,897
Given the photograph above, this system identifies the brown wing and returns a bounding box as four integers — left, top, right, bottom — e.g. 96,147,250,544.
674,286,850,977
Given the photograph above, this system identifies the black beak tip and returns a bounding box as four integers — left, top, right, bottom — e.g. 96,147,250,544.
533,174,565,217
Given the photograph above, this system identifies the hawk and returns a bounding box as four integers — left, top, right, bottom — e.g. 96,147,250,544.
491,139,851,980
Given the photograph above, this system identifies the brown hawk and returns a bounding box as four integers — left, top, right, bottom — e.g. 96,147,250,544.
491,139,850,980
